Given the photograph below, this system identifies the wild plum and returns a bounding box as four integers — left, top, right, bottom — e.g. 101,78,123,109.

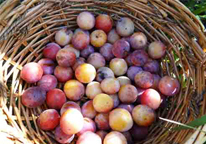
148,41,166,59
95,14,113,33
112,39,130,58
141,88,161,110
20,62,43,83
43,42,61,60
54,66,73,83
158,76,180,96
87,52,106,69
38,58,55,75
60,108,84,135
100,43,115,61
108,29,120,44
72,30,90,50
55,29,73,46
132,105,155,126
86,81,102,99
46,88,66,110
130,32,147,49
109,108,133,132
104,131,127,144
118,84,138,103
37,109,60,131
22,86,46,108
134,71,154,89
101,78,120,95
116,17,134,37
64,80,85,101
56,49,76,67
93,93,114,113
109,58,128,76
37,74,57,91
131,50,148,66
90,30,107,48
143,59,160,73
77,12,95,30
75,63,96,84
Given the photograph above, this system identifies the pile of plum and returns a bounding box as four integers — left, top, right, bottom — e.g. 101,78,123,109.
20,11,180,144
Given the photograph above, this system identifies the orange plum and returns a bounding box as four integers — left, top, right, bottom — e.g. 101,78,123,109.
64,80,85,101
93,93,114,113
109,108,133,132
91,30,107,48
132,105,155,126
75,63,96,84
109,58,128,76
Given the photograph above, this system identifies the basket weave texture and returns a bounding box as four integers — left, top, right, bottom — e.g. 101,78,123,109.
0,0,206,143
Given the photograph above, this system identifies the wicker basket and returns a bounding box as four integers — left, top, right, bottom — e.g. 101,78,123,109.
0,0,206,143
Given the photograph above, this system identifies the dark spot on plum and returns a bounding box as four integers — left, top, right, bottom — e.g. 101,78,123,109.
98,72,106,80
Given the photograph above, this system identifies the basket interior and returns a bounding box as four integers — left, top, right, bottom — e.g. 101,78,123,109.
0,0,206,144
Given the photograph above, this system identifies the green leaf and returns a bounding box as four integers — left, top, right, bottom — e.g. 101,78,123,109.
159,117,198,131
172,115,206,131
192,2,206,15
199,15,206,19
193,8,206,15
159,116,206,134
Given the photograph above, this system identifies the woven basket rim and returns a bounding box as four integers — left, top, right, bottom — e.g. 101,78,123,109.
0,0,206,144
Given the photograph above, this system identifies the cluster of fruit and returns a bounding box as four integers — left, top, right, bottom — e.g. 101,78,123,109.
20,11,180,144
